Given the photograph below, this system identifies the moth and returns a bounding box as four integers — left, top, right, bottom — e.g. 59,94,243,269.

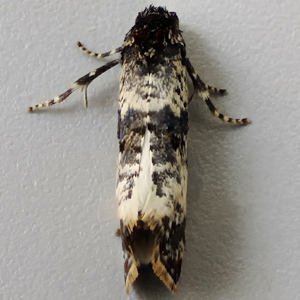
28,5,250,293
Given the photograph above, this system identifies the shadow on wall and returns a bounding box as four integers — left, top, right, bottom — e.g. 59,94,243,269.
182,27,247,294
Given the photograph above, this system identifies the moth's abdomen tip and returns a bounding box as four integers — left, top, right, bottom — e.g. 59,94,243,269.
27,106,33,112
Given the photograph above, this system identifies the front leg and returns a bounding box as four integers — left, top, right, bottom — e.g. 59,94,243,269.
185,58,251,124
77,41,123,59
27,59,119,112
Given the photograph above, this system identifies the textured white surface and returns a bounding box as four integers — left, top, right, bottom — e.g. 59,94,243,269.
1,0,300,299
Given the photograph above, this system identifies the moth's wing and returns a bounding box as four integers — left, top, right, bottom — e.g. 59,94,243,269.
117,115,147,293
145,114,188,292
117,50,189,293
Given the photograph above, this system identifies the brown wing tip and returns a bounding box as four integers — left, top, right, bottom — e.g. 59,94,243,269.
124,248,179,294
152,247,178,293
125,261,139,294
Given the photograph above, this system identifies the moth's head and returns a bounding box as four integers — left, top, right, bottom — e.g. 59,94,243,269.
135,6,179,32
124,5,183,48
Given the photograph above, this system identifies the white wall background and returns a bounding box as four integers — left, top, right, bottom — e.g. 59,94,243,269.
1,0,299,299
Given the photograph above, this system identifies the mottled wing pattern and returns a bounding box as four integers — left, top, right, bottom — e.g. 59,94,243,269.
117,43,189,292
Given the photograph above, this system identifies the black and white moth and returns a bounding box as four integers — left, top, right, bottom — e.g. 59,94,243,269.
28,5,251,293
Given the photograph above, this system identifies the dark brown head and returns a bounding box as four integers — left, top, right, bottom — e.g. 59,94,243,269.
124,6,184,51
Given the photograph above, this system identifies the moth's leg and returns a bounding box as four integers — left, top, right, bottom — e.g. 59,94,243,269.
27,59,120,112
205,84,227,95
186,58,251,124
204,96,251,124
77,41,123,59
185,58,226,95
